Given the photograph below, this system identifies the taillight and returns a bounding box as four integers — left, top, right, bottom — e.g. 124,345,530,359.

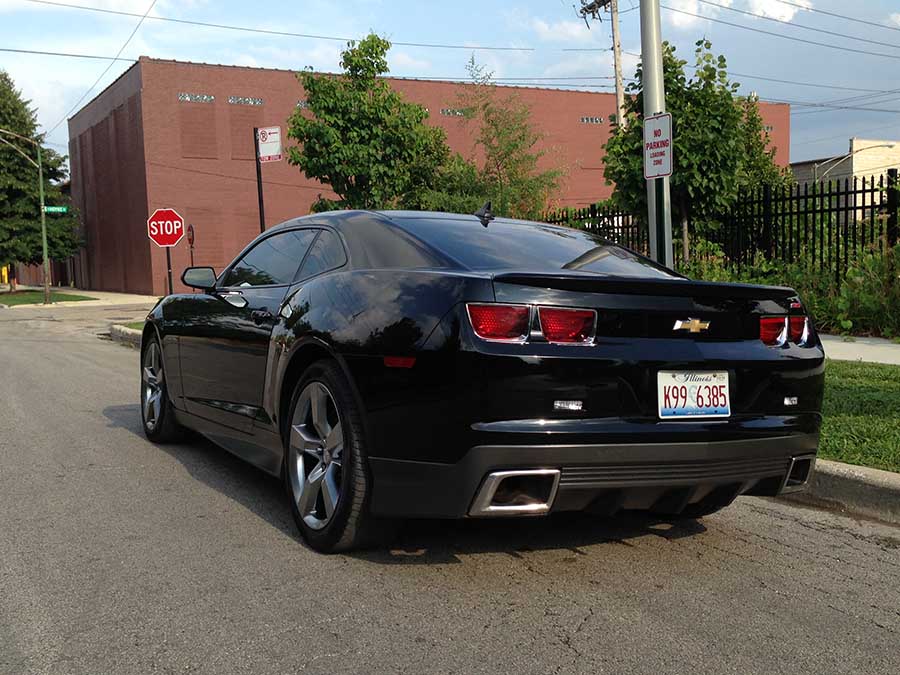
538,307,596,344
466,304,530,342
789,316,807,344
760,316,787,346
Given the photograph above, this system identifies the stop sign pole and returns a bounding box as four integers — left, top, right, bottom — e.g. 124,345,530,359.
147,207,186,295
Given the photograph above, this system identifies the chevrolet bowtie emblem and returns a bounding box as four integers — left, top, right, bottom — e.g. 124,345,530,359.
673,318,711,333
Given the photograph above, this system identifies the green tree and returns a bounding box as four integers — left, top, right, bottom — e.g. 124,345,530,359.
603,40,783,261
0,70,80,285
455,58,562,220
287,34,449,211
736,94,791,190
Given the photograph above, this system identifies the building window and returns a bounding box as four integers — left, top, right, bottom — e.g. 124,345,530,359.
178,92,215,103
764,125,774,132
440,108,466,117
296,99,309,109
228,95,264,106
581,116,604,125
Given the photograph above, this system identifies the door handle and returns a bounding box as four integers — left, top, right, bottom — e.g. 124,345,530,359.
219,291,247,309
251,309,274,324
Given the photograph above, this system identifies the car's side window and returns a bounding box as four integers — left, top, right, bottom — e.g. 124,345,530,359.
297,230,347,280
223,229,318,288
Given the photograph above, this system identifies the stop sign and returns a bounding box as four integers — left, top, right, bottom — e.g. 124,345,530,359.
147,208,185,247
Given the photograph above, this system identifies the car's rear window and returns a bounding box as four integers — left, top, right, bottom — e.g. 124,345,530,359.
391,215,679,279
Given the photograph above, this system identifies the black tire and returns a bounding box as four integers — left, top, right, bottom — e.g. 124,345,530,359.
283,359,385,553
140,334,184,443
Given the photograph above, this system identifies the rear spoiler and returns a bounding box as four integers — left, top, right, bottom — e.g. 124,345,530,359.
493,272,797,301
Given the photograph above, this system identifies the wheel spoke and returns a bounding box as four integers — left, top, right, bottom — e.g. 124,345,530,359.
151,392,162,423
290,423,319,451
143,389,154,422
324,422,342,454
298,462,325,516
310,384,331,439
322,464,340,518
142,367,156,387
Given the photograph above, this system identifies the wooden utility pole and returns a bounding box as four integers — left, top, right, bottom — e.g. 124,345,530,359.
576,1,626,128
609,0,627,128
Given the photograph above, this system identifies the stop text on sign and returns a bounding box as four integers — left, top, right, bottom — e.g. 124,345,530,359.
643,112,673,180
147,207,185,248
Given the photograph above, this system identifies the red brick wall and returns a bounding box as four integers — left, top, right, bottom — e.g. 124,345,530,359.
72,58,792,295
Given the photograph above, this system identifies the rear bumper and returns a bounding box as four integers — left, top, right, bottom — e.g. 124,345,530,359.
368,432,819,518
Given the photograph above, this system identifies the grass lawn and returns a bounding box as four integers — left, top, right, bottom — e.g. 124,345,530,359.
125,321,145,331
820,360,900,474
0,290,97,306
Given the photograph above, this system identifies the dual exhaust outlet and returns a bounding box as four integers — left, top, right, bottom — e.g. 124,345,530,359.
468,455,817,517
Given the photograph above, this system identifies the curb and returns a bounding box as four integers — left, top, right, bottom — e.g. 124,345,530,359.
784,459,900,525
109,324,142,348
0,304,7,310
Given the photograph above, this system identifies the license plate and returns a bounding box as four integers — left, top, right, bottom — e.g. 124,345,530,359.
658,371,731,419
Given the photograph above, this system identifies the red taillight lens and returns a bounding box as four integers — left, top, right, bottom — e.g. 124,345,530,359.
538,307,596,343
467,304,530,342
789,316,807,343
760,316,787,346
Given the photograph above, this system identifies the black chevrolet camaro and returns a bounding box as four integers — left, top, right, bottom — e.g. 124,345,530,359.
140,210,824,552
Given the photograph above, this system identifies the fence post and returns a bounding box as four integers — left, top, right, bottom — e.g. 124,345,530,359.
761,184,773,258
887,168,898,247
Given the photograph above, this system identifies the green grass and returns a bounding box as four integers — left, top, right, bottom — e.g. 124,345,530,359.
0,290,97,306
125,321,145,331
820,360,900,473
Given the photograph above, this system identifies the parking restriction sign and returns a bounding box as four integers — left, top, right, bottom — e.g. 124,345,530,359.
643,112,672,180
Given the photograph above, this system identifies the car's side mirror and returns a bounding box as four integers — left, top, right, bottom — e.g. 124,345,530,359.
181,266,217,291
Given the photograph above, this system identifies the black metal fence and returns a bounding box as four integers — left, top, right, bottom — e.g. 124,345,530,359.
544,169,899,283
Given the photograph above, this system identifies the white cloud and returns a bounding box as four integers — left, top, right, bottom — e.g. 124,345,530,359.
665,0,734,29
889,13,900,28
530,18,594,44
388,51,431,74
747,0,812,22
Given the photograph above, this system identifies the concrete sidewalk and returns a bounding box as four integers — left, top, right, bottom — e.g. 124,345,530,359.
1,286,159,307
820,334,900,366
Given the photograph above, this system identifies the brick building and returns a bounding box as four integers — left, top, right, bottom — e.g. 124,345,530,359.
64,57,791,295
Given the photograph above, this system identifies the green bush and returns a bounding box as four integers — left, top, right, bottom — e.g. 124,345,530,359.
681,240,900,338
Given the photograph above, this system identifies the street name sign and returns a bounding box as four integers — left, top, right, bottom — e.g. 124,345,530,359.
43,205,68,214
147,208,185,248
256,126,283,163
643,112,673,180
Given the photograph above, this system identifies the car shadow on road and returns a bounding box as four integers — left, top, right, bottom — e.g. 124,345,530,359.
102,403,301,542
103,403,707,561
356,513,707,565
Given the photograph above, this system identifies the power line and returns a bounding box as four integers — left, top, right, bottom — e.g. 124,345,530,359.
771,0,900,35
658,2,900,62
46,0,157,135
0,47,136,62
21,0,535,52
695,0,900,51
795,123,900,147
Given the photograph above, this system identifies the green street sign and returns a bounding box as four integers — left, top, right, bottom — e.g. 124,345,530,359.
43,206,68,214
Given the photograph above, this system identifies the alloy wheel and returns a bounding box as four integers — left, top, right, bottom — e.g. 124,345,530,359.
288,381,344,530
142,342,164,432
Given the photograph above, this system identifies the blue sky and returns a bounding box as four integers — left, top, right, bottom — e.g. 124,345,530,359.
1,0,899,164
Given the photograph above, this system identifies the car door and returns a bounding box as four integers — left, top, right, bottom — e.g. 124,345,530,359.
178,227,319,432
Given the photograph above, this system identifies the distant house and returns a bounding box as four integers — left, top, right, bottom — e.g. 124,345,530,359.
791,138,900,186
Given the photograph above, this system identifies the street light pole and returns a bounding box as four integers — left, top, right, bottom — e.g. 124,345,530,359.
813,143,897,183
0,128,51,304
639,0,673,267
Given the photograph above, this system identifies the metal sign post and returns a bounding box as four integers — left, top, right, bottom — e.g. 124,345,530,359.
639,0,673,268
252,126,282,234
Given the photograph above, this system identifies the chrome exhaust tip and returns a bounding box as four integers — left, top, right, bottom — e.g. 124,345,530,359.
469,469,561,517
781,454,817,493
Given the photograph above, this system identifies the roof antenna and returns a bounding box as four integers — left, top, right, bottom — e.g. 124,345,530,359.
474,201,494,227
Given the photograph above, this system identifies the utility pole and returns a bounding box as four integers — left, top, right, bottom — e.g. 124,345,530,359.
639,0,673,267
610,0,626,127
576,0,627,128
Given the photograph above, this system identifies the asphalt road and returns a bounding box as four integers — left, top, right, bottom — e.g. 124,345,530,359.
1,303,898,675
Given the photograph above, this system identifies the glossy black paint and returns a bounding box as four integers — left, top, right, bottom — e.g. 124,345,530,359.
144,209,825,518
